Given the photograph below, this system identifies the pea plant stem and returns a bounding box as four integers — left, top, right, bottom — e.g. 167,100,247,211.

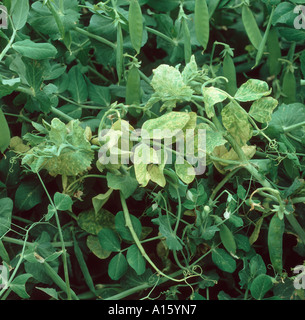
120,192,190,283
145,26,178,46
74,27,116,49
36,172,73,300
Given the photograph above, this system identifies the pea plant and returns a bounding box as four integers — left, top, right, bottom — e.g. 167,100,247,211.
1,0,305,301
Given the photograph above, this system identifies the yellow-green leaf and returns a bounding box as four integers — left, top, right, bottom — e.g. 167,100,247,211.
221,102,253,146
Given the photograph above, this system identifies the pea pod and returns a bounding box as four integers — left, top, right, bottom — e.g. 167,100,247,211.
282,67,296,104
116,23,124,82
242,4,262,50
126,65,141,118
219,223,237,255
253,7,275,69
194,0,209,50
267,28,281,77
128,0,143,54
268,214,284,275
0,109,11,154
223,53,237,96
182,17,191,64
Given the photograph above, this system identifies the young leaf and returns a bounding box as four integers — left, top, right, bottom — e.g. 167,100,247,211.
108,253,128,280
54,192,73,211
98,228,121,252
126,244,146,276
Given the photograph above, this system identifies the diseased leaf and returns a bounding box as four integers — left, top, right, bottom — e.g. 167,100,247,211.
150,64,194,103
142,112,190,139
249,97,278,123
86,235,111,260
234,79,272,102
221,102,253,146
78,209,115,235
202,87,228,118
175,159,195,184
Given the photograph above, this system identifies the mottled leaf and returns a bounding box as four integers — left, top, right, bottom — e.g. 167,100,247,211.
234,79,272,102
221,102,253,146
249,97,278,123
202,87,228,118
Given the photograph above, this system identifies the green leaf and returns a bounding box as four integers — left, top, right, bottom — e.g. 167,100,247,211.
0,198,13,237
92,189,113,214
234,79,272,102
115,211,142,242
98,228,121,252
201,87,228,118
67,65,88,104
36,287,58,300
266,103,305,139
108,253,128,280
10,274,32,299
221,102,252,146
45,204,56,221
250,274,273,300
28,0,80,36
12,40,58,60
54,192,73,211
14,180,44,211
11,0,29,30
249,254,267,278
152,215,183,251
0,77,20,98
211,248,236,273
106,172,138,199
249,97,278,123
126,244,146,276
